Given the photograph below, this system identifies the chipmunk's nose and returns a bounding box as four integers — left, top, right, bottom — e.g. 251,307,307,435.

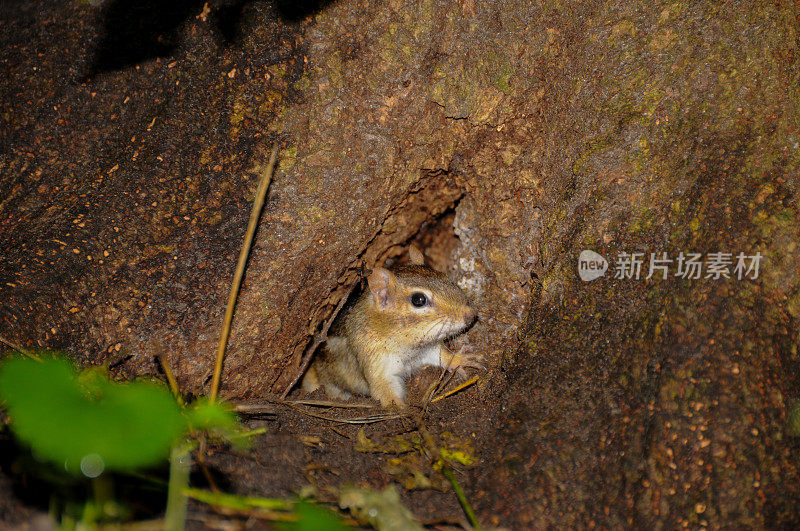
463,308,477,327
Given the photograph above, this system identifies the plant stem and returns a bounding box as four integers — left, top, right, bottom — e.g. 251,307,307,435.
91,473,113,523
441,465,481,529
164,444,192,531
417,422,482,529
210,144,279,402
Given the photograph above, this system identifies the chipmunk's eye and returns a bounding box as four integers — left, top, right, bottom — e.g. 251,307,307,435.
410,292,428,307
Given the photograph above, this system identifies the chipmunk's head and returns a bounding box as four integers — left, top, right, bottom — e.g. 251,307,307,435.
366,247,476,346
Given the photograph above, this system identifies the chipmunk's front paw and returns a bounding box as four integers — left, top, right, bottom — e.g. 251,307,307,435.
449,346,486,379
370,379,408,410
377,396,407,411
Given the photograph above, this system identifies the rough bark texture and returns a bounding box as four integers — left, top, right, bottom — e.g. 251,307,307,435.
2,0,800,527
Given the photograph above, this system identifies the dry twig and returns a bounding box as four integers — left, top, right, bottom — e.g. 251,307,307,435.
210,144,280,402
431,376,479,403
0,336,35,358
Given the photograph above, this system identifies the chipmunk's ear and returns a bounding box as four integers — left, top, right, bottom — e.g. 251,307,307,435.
367,267,396,308
408,245,425,266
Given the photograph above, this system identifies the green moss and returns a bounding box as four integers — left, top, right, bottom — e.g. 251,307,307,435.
788,292,800,320
572,133,615,177
267,63,286,79
622,207,658,240
229,96,246,126
293,73,311,92
278,146,298,174
258,90,283,115
199,147,215,166
688,217,700,234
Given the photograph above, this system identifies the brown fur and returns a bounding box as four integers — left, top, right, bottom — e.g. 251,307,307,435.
302,254,481,407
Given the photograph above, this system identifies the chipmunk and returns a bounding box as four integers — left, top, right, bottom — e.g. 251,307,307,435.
302,247,482,408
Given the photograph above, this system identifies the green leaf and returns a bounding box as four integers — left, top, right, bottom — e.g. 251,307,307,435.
186,398,238,433
185,487,292,511
0,356,186,474
278,501,349,531
186,397,250,449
